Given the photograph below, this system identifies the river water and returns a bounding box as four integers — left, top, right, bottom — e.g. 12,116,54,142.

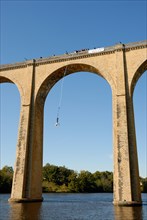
0,193,147,220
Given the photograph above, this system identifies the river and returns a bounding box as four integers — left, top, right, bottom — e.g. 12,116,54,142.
0,193,147,220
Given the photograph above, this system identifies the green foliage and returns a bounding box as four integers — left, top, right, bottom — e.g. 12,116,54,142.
42,164,74,186
1,164,147,194
42,164,114,193
0,166,13,193
140,177,147,193
78,171,96,192
68,172,79,192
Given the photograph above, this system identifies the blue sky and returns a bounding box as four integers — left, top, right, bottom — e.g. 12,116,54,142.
0,0,146,177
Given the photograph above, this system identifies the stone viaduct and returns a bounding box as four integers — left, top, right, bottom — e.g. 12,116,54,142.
0,40,147,205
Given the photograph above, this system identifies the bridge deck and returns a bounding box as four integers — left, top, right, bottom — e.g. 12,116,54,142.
0,40,146,70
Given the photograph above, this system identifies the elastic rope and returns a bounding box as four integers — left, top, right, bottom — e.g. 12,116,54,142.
56,66,67,120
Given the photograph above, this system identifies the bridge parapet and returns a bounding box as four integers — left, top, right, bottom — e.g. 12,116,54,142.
0,40,146,71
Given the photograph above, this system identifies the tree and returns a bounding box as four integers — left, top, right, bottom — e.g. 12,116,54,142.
0,166,13,193
78,171,96,192
68,172,79,192
141,177,147,193
42,164,59,183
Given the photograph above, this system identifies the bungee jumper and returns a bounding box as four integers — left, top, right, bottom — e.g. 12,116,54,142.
55,115,60,127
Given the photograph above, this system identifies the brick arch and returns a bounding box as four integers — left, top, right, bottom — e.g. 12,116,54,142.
35,63,112,106
0,75,23,104
131,59,147,96
0,76,13,84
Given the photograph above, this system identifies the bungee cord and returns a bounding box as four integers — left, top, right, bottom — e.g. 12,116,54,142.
55,66,67,127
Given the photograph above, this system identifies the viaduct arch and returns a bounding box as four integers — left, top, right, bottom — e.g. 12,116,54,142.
0,40,146,206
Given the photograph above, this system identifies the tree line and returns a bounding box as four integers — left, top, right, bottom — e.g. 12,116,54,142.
0,164,147,193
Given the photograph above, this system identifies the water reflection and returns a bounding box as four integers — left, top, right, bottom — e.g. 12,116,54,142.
114,206,143,220
10,202,41,220
1,194,146,220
